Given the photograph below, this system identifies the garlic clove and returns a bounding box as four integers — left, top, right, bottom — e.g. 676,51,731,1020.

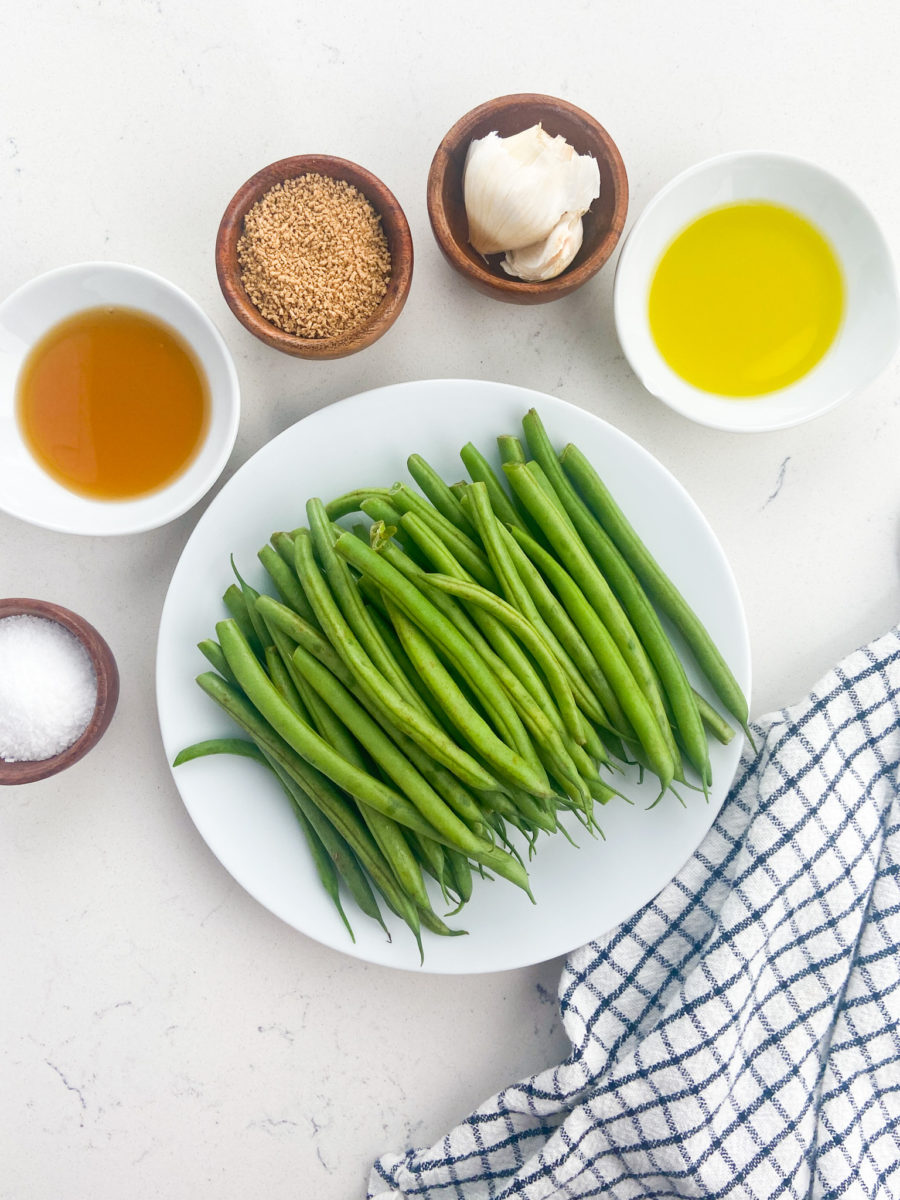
501,211,586,282
463,124,600,256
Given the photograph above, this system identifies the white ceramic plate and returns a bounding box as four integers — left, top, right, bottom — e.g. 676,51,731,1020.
614,152,900,432
156,380,751,974
0,262,240,534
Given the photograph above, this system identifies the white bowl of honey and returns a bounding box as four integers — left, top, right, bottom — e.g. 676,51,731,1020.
613,152,900,432
0,262,240,533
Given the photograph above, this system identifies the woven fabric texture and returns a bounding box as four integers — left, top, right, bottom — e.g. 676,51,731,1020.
370,626,900,1199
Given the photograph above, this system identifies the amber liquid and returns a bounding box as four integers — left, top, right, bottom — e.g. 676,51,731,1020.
17,306,210,500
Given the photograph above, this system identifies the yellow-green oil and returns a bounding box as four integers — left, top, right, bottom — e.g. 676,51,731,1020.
648,201,844,396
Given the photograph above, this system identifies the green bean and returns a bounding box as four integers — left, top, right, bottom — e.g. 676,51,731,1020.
307,498,426,713
256,595,356,687
377,589,554,804
692,689,736,745
358,495,405,527
387,514,543,722
288,636,525,888
173,736,266,768
463,481,595,743
174,734,363,941
459,442,523,531
358,604,493,834
370,824,432,915
289,549,532,897
335,531,558,801
191,670,419,952
223,583,265,661
325,487,392,520
522,410,708,784
560,441,751,734
368,527,541,771
388,515,593,791
495,433,544,532
271,761,412,949
481,789,535,843
292,529,502,794
508,521,675,792
445,847,473,907
424,572,583,749
389,483,497,589
274,770,359,940
516,457,682,780
363,599,457,734
264,625,372,780
359,496,429,564
258,541,318,626
407,829,452,901
265,642,304,710
265,587,489,836
496,524,618,729
266,623,369,771
271,529,298,566
230,556,274,652
501,784,558,834
369,705,494,840
417,905,468,937
198,638,238,687
504,462,676,791
217,618,461,844
497,434,527,465
271,534,326,629
461,481,526,608
408,453,477,537
395,512,563,755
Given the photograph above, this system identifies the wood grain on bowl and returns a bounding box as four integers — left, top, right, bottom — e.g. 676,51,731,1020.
215,155,413,359
427,93,628,304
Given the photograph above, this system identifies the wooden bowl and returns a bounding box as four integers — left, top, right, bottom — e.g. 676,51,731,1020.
0,598,119,785
215,155,414,359
427,94,629,304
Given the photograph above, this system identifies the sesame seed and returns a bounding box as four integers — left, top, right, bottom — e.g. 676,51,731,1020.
237,174,392,339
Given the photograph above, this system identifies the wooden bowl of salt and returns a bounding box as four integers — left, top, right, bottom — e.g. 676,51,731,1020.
0,598,119,785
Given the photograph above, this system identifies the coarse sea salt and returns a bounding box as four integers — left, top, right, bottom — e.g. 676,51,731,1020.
0,614,98,763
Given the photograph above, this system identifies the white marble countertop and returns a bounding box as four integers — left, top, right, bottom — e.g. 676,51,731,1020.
3,2,899,1196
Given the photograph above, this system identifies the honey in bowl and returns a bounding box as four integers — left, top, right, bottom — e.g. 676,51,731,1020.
648,201,844,397
16,306,210,500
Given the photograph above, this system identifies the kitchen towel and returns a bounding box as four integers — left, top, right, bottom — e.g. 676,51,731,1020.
369,625,900,1199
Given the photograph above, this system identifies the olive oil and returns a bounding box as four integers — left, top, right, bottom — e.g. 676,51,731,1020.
17,306,209,500
648,201,844,397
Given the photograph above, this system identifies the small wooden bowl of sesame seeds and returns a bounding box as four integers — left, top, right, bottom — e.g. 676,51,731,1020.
215,155,413,360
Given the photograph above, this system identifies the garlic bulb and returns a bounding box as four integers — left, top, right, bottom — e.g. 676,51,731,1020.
501,211,585,282
462,124,600,277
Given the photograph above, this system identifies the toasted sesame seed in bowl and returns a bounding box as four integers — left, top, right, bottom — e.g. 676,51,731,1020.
215,155,413,360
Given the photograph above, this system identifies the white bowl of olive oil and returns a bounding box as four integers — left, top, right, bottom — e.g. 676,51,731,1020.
614,152,900,432
0,262,240,534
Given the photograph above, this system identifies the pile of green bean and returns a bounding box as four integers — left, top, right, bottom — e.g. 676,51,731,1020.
175,408,748,959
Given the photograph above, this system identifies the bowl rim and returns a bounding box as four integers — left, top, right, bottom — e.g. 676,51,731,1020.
0,259,241,533
215,153,414,360
0,597,120,785
427,92,629,302
613,148,900,432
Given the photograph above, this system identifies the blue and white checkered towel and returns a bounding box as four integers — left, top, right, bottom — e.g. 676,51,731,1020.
370,626,900,1199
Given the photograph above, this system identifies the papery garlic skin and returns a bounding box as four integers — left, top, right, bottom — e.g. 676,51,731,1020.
463,124,601,257
501,211,585,282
